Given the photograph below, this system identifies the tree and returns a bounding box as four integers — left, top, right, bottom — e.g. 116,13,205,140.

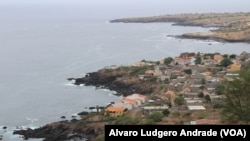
148,111,164,122
220,58,233,67
198,92,204,98
164,57,173,65
183,69,192,75
174,96,184,108
215,84,224,95
204,95,211,103
195,55,202,65
162,109,170,116
220,69,250,124
229,54,236,59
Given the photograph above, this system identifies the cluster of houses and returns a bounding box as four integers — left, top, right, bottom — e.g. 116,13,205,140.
104,51,250,121
105,93,147,117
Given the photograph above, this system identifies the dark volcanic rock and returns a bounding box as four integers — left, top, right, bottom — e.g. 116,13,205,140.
13,124,70,141
69,71,154,97
13,120,97,141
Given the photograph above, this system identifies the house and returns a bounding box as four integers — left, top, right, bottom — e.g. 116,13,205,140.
227,61,241,72
157,75,170,82
196,65,207,73
125,93,148,104
143,106,169,113
145,70,155,76
112,99,137,110
182,92,199,98
154,64,167,71
179,52,196,58
216,71,226,77
154,70,164,77
184,98,203,106
133,61,153,67
202,71,212,77
187,105,206,110
190,84,202,93
213,54,224,64
105,106,126,117
182,87,191,93
210,94,226,104
176,76,186,83
191,74,205,80
206,78,221,89
167,83,183,92
165,90,176,105
138,74,150,80
192,79,203,85
108,94,147,112
133,61,146,67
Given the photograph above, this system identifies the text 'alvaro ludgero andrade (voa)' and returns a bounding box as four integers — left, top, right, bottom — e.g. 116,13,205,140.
105,125,250,141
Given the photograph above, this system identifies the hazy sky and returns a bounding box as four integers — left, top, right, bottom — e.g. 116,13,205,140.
0,0,249,23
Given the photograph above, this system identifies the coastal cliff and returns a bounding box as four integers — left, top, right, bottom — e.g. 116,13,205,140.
110,12,250,43
68,65,159,97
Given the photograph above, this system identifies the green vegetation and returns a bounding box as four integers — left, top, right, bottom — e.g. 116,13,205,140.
220,58,233,67
129,66,154,76
195,55,202,65
164,57,174,65
219,69,250,124
113,116,140,125
147,111,164,122
162,109,170,116
204,95,211,103
174,96,185,106
183,69,192,75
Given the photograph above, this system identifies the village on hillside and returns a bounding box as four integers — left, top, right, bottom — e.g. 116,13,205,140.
14,51,250,141
101,51,250,125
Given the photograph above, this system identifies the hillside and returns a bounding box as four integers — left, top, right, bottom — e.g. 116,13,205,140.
110,12,250,43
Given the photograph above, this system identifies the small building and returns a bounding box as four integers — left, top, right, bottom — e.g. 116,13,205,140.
143,106,169,115
210,94,226,104
125,93,148,104
185,98,203,106
105,106,126,117
190,84,202,93
187,105,206,110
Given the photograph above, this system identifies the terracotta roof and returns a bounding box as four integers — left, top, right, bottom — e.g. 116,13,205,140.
165,90,174,95
213,55,223,61
126,93,147,99
122,98,137,104
145,70,155,74
106,106,125,112
203,71,212,76
183,87,191,92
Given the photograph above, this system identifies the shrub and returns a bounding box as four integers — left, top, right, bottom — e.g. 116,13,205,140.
148,111,164,122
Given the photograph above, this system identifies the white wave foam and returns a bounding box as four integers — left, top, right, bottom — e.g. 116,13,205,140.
64,82,76,87
26,118,38,123
196,40,223,45
70,79,76,84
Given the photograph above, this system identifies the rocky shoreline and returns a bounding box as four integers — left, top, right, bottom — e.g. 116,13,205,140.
12,118,99,141
11,64,161,140
110,12,250,43
174,34,250,43
68,69,155,97
11,12,250,141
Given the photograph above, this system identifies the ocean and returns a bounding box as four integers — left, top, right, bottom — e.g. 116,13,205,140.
0,0,250,140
